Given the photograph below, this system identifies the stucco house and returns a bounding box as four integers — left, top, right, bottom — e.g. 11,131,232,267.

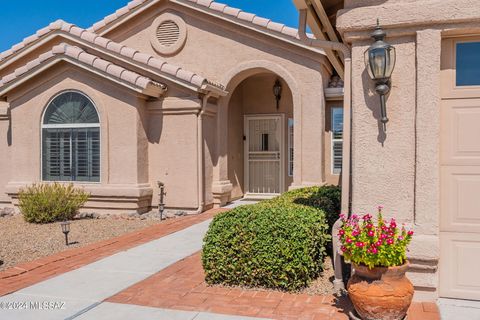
293,0,480,304
0,1,343,214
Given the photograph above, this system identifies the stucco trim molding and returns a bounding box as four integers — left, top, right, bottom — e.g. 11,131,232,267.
5,182,154,198
150,12,188,56
221,60,305,185
6,183,154,214
0,101,9,120
0,21,226,96
0,44,167,98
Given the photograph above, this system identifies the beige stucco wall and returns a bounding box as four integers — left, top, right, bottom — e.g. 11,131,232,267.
0,116,10,205
336,0,480,301
0,1,333,214
104,1,331,200
4,62,153,212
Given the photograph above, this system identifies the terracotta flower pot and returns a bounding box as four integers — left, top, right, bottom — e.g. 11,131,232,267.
347,261,414,320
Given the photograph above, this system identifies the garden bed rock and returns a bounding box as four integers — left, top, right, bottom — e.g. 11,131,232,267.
0,214,163,271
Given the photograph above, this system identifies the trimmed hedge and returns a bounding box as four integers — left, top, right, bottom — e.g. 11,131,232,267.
275,185,341,232
202,186,339,291
19,183,89,224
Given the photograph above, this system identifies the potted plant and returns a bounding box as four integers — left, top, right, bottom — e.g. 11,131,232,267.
338,206,414,320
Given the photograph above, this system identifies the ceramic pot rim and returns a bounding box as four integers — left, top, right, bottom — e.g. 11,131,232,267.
353,260,410,279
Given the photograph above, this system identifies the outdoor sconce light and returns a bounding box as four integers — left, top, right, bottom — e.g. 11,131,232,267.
273,79,282,110
365,21,396,132
61,220,71,246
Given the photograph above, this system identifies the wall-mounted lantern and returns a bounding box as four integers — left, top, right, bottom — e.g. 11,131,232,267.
364,21,396,132
273,79,282,110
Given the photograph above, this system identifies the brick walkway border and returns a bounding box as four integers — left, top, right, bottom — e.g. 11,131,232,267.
107,252,441,320
0,208,228,297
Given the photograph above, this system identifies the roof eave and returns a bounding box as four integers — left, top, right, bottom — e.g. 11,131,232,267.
0,57,165,98
293,0,345,76
91,0,327,57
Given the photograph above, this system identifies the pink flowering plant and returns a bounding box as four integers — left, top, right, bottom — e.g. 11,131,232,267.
338,206,414,269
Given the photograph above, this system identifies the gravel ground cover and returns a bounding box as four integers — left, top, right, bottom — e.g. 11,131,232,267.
0,214,162,271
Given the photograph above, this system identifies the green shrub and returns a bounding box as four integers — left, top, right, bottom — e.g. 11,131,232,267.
275,186,342,232
202,201,330,291
18,183,89,223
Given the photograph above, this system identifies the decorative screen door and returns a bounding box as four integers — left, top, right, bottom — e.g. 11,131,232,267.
244,115,284,197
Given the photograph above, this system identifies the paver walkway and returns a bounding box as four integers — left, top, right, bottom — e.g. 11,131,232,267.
0,208,226,297
0,207,441,320
108,252,440,320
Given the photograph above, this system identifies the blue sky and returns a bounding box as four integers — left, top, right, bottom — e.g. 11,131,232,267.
0,0,299,52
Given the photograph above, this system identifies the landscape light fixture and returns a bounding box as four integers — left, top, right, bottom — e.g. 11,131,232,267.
364,20,396,132
61,220,71,246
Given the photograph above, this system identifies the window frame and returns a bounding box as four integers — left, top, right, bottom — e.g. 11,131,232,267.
455,40,480,87
287,118,294,177
40,90,101,183
331,107,343,175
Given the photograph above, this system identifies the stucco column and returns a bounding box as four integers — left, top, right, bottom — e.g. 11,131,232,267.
211,99,233,207
292,76,325,188
414,29,441,236
350,36,416,222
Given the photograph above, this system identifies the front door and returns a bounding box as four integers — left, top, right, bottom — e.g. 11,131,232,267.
244,115,284,197
440,37,480,300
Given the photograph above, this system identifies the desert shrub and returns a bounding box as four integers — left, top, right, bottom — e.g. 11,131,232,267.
18,183,89,223
202,201,330,291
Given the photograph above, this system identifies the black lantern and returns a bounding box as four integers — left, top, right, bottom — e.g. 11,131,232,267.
364,20,396,132
61,220,71,246
273,79,282,110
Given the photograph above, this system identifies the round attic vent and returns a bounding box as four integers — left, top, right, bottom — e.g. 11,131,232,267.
150,13,187,56
156,21,180,47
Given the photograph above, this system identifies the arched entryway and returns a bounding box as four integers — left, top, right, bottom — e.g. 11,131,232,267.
227,72,294,200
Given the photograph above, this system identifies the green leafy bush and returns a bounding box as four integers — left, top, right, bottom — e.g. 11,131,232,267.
266,185,341,231
202,198,330,291
18,183,89,223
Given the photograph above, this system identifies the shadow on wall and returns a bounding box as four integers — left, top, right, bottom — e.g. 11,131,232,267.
146,101,164,144
362,68,387,145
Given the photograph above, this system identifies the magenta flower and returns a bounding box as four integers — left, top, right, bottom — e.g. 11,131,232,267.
371,247,378,254
376,240,382,247
387,238,394,245
368,230,375,237
346,237,353,244
390,219,397,228
338,230,345,236
398,236,404,241
408,230,414,236
356,242,365,248
363,214,372,221
352,230,360,236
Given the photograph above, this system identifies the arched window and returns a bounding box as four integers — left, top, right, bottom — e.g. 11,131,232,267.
42,91,100,182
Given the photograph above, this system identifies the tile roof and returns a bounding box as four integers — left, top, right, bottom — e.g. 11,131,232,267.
0,20,224,92
0,43,165,96
88,0,319,51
